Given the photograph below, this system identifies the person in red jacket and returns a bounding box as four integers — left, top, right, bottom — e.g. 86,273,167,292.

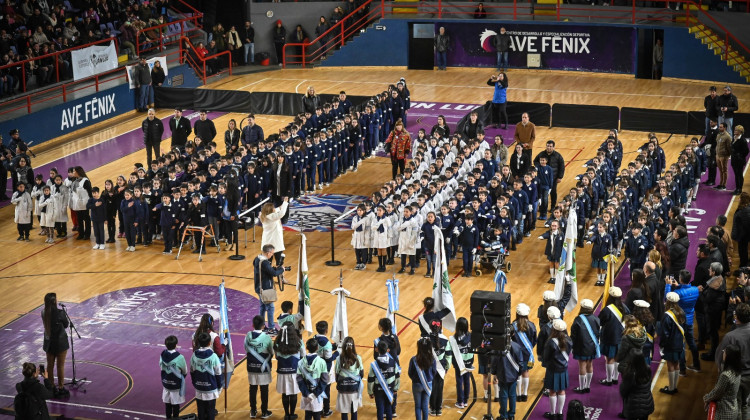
385,119,411,179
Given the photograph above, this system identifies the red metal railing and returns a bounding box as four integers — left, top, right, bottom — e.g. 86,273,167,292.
136,0,204,56
0,37,118,94
283,0,383,68
179,37,233,85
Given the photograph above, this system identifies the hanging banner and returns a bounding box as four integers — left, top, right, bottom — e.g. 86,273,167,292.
438,22,635,73
126,56,169,89
71,41,119,81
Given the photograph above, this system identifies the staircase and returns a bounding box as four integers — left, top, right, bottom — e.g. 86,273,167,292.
689,19,750,83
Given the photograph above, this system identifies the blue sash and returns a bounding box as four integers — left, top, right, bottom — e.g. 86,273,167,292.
513,323,535,364
166,363,186,397
494,270,507,293
412,358,432,397
299,363,327,402
337,362,364,400
579,315,600,359
370,359,394,403
246,345,271,373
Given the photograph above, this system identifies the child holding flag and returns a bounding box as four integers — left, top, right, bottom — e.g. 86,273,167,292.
571,299,601,394
160,335,187,419
368,341,400,420
511,304,537,402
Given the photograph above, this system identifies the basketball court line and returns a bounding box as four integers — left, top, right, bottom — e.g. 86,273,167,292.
0,395,164,418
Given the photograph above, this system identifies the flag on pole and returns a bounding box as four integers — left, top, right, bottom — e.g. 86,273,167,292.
296,234,313,335
432,226,457,331
331,285,351,347
219,280,234,389
493,269,507,293
553,204,579,313
386,277,400,334
602,254,618,303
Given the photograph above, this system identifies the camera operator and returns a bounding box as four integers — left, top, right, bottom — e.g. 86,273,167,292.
254,244,290,335
14,362,54,419
41,292,70,397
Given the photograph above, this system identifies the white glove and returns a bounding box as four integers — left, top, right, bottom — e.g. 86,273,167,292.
538,236,544,240
446,237,451,244
453,227,460,236
472,248,477,255
586,241,592,245
528,204,533,212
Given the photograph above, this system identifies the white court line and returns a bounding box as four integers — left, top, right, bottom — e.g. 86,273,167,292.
237,77,269,90
295,79,307,94
650,360,666,391
261,77,705,100
0,394,163,418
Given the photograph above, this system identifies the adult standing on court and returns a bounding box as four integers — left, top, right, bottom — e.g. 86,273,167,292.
193,110,217,143
514,112,535,161
732,192,750,268
169,108,191,149
715,122,732,191
302,86,321,115
704,86,720,136
260,197,289,265
242,114,264,146
385,119,411,179
254,244,286,334
713,303,750,420
717,85,739,134
72,166,92,240
494,27,510,71
142,108,164,166
434,26,450,71
42,292,70,397
730,125,748,195
487,72,508,129
534,140,565,213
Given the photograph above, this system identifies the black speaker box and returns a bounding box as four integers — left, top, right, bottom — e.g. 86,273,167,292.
470,313,509,335
470,290,511,317
470,332,511,351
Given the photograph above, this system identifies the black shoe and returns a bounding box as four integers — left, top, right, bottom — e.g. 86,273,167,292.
543,413,555,419
659,386,678,395
574,387,587,394
250,410,258,418
192,248,203,254
599,379,612,386
397,268,405,273
703,180,714,185
322,411,333,418
733,189,741,195
408,269,415,275
548,277,556,284
376,266,386,272
260,411,272,419
612,379,618,385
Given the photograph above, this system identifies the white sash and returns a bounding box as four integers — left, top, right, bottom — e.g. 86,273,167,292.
551,338,569,362
432,348,446,379
412,358,432,397
448,335,469,376
504,350,520,374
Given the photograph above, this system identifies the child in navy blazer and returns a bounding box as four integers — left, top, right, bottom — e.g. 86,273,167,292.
458,216,479,277
539,220,564,284
87,187,107,249
120,189,137,252
588,221,613,286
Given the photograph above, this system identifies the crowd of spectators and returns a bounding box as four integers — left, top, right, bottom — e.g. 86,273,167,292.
0,0,174,96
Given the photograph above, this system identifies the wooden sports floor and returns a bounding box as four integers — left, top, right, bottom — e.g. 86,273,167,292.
2,67,749,419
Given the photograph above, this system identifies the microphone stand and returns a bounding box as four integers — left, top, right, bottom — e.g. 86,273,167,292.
61,304,87,390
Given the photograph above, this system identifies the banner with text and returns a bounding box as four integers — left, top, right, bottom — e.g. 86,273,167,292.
440,22,635,73
71,41,119,81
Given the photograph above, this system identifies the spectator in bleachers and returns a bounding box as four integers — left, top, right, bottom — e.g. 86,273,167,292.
290,24,309,63
226,25,242,66
119,21,137,58
474,3,487,18
273,20,286,66
211,23,227,53
240,21,255,65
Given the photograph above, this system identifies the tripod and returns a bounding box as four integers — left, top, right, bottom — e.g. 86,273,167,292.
481,350,497,420
61,304,87,390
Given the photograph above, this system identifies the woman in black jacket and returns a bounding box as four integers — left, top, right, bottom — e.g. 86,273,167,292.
41,293,69,397
150,60,166,86
730,125,748,195
619,349,654,420
15,362,54,419
302,86,320,115
732,192,750,268
272,153,293,226
224,119,241,154
508,143,529,180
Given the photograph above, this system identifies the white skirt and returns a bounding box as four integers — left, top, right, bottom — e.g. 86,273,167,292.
336,392,362,413
276,373,299,395
300,393,324,412
248,371,272,386
162,388,185,404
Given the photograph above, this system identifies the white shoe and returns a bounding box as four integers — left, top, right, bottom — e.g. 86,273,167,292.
98,244,105,249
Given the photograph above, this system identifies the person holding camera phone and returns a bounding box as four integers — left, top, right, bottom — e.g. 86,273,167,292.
254,244,290,335
487,72,509,129
41,292,70,398
14,362,55,419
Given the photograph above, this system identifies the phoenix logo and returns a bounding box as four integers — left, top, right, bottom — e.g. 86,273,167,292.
480,29,498,52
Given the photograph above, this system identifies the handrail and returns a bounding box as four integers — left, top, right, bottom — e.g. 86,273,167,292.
179,37,233,85
0,37,118,94
136,14,203,56
171,0,203,18
282,0,381,68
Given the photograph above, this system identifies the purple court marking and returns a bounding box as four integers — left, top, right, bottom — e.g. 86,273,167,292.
0,284,258,419
1,110,226,207
526,166,738,419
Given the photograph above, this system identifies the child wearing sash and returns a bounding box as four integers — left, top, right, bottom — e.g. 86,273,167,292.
571,299,601,394
297,338,330,420
543,319,572,420
374,318,401,416
538,306,561,369
278,301,304,332
160,335,187,419
491,338,525,420
245,315,274,419
368,341,400,420
598,287,629,386
409,337,436,420
351,205,368,270
314,321,338,417
190,332,223,420
630,301,655,364
511,304,537,402
274,322,304,420
658,292,686,395
335,337,364,420
446,317,474,409
427,320,449,416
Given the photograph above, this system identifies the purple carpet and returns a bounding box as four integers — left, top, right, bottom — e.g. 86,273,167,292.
0,284,258,419
1,110,225,208
526,162,738,419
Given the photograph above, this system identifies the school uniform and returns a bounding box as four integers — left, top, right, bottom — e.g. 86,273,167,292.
160,349,187,417
407,356,436,420
51,183,70,236
598,304,629,358
542,336,572,392
335,355,364,414
459,223,479,275
11,190,33,238
491,342,525,420
297,353,330,415
659,310,685,362
624,233,648,267
589,231,613,270
368,352,400,420
156,202,181,252
398,215,419,271
315,334,339,414
541,229,564,263
38,193,56,231
571,314,601,361
351,214,369,266
511,321,537,371
373,215,391,249
190,346,223,420
86,197,106,245
446,333,474,406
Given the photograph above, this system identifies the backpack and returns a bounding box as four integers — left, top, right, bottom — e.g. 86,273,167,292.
566,399,587,420
14,385,43,419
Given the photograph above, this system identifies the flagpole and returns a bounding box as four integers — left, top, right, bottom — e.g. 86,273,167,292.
222,275,228,414
338,269,344,345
